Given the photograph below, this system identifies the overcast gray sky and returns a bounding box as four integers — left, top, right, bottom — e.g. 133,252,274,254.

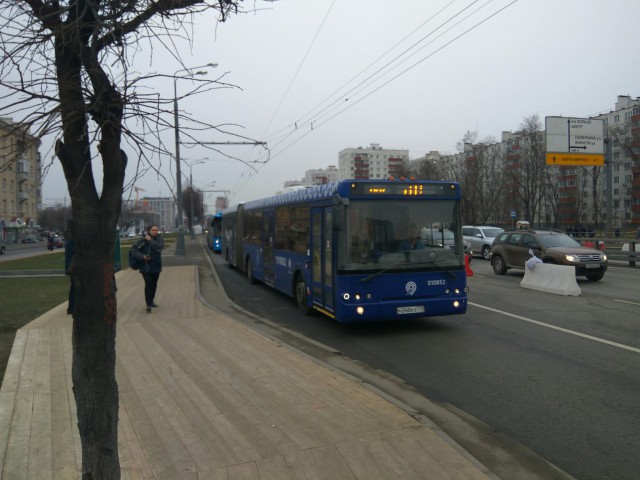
41,0,640,210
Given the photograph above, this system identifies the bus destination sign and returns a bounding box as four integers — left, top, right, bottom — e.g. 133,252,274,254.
351,182,458,197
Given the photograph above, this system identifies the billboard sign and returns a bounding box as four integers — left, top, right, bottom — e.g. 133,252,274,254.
545,116,605,165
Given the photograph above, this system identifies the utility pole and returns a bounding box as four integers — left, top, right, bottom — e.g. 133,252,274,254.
605,138,612,237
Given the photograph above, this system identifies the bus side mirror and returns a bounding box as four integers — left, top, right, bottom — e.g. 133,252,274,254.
332,195,348,231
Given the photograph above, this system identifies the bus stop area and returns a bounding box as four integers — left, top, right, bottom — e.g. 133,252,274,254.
0,239,502,479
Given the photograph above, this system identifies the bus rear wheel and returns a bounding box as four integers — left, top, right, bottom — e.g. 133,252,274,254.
295,276,311,315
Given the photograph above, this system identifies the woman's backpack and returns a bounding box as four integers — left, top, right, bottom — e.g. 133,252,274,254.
128,240,148,271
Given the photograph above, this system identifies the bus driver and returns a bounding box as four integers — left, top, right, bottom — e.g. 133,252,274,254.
398,223,424,251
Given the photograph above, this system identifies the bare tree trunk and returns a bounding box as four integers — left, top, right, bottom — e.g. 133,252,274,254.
71,246,120,478
5,1,246,476
57,138,122,477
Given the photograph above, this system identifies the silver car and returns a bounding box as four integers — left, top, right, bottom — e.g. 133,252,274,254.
421,228,473,260
462,226,504,260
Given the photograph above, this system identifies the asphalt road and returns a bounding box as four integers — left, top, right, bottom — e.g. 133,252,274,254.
207,250,640,480
0,241,61,261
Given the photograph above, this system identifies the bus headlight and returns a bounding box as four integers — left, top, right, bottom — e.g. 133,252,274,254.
356,306,365,315
342,292,372,302
453,300,460,308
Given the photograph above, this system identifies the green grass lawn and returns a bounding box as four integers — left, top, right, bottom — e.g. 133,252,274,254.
0,245,132,271
0,277,69,384
0,251,66,270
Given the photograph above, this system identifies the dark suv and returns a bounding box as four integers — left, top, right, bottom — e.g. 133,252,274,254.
490,229,608,281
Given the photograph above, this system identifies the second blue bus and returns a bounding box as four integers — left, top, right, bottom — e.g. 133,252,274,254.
206,212,223,253
222,179,469,323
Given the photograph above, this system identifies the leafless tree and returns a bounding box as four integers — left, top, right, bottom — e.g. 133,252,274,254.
507,115,546,224
410,159,436,179
581,165,605,228
608,123,640,168
38,202,72,233
183,185,204,230
0,1,270,478
454,131,503,225
541,167,561,227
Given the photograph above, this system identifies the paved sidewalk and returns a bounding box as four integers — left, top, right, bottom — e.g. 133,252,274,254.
1,242,498,479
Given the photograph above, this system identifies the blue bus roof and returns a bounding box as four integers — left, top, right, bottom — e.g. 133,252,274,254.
226,179,460,213
244,183,340,210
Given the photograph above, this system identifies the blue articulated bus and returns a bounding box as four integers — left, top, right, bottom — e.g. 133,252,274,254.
206,212,223,253
222,179,469,323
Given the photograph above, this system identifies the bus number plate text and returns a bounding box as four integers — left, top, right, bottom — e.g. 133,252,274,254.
397,306,425,315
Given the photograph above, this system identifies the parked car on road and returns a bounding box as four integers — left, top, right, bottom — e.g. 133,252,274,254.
490,229,608,281
462,226,504,260
21,236,39,244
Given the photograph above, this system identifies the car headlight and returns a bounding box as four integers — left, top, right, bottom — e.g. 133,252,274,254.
565,254,578,262
601,253,607,261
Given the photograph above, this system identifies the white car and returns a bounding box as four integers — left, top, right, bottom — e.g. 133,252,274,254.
462,226,505,260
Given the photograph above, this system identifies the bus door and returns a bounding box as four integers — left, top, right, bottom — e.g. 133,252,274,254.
262,210,275,285
233,205,245,269
311,207,334,313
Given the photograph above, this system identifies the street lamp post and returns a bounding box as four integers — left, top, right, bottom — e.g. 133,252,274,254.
173,62,217,255
189,160,206,239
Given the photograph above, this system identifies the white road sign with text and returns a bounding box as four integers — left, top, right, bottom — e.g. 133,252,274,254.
546,116,605,155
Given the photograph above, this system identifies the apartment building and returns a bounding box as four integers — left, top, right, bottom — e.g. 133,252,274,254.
594,95,640,229
214,196,228,213
284,166,339,190
278,97,639,231
140,196,176,232
431,96,640,230
554,96,640,229
0,117,42,242
305,165,339,185
338,144,409,180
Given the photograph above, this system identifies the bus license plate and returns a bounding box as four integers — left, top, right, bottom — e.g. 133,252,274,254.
397,306,425,315
585,263,600,269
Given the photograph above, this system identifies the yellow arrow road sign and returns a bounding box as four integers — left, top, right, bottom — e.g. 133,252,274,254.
545,153,604,166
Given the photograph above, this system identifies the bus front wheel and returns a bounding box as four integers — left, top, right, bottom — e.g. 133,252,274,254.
295,276,311,315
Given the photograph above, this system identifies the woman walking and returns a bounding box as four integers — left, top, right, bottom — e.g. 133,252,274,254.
139,225,164,313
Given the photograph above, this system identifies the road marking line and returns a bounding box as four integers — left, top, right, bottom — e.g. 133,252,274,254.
613,298,640,307
469,301,640,354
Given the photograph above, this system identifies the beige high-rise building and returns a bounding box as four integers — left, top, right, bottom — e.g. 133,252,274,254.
0,118,42,242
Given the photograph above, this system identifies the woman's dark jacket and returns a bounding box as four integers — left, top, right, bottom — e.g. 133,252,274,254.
138,235,164,274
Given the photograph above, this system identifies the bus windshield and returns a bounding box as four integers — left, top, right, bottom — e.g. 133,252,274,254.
338,199,463,271
212,216,222,236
